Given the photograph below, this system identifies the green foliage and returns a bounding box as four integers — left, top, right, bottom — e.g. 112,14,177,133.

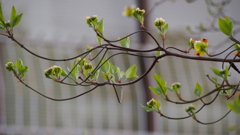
119,37,130,48
218,16,233,36
5,59,29,79
0,3,22,31
151,73,167,98
131,8,145,26
10,6,23,28
171,82,181,94
211,66,229,80
44,65,67,81
154,18,168,37
0,2,4,23
194,83,202,97
185,105,196,116
67,58,81,81
125,65,138,79
141,98,161,112
99,58,138,82
100,58,110,73
227,96,240,113
95,19,104,44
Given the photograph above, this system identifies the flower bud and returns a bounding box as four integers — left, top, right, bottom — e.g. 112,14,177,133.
5,21,11,28
5,61,15,72
188,38,195,48
84,63,92,70
147,98,157,108
86,15,98,27
185,105,196,113
154,18,165,27
44,65,63,80
132,8,145,15
172,82,181,89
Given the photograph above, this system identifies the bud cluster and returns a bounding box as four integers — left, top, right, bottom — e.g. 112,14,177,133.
86,15,98,28
44,65,66,81
6,61,16,72
188,38,209,56
185,105,196,116
84,63,92,70
131,8,145,26
154,18,168,38
171,82,181,95
146,98,161,112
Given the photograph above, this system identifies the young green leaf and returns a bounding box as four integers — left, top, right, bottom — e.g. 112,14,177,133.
96,35,103,45
116,67,124,80
141,105,156,112
149,86,161,95
11,13,22,27
162,23,168,35
194,83,202,97
96,19,104,35
61,69,68,76
119,37,130,48
223,66,229,80
125,65,138,79
89,69,100,81
108,62,115,74
15,59,29,79
10,6,17,26
94,19,104,44
0,21,4,29
152,74,167,95
218,17,233,36
166,86,175,92
100,58,110,73
101,72,114,82
155,51,161,56
211,77,218,83
226,96,240,113
68,60,80,81
219,86,232,96
210,67,222,77
0,2,5,23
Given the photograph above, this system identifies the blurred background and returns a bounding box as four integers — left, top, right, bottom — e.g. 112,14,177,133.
0,0,240,135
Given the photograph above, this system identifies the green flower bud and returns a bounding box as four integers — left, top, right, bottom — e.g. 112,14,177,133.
5,61,15,72
132,8,145,15
44,65,63,80
84,63,92,70
147,98,157,108
188,38,195,48
154,18,165,27
5,21,11,28
86,15,98,27
172,82,181,89
131,8,145,25
185,105,196,115
192,38,209,56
